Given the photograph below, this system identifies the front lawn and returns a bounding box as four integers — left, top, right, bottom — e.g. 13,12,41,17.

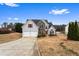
0,32,22,44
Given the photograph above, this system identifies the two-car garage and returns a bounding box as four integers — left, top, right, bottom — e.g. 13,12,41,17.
22,32,38,37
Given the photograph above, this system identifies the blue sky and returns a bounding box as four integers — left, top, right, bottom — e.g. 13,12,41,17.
0,3,79,25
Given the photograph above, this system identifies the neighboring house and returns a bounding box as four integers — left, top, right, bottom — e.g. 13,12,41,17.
0,25,1,28
65,24,69,35
0,23,15,32
0,28,12,34
48,23,56,36
22,19,56,37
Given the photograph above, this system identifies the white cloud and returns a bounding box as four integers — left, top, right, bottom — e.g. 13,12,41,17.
49,9,70,15
8,17,19,20
14,18,19,20
8,17,12,20
0,3,19,7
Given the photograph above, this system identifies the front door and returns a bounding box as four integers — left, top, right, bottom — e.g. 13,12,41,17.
50,30,54,35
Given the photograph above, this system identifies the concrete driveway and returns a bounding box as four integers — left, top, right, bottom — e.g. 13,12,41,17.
0,37,37,56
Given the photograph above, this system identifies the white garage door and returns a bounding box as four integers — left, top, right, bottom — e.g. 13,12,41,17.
22,32,38,37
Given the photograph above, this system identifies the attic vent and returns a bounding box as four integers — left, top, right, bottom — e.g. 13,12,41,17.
28,24,32,28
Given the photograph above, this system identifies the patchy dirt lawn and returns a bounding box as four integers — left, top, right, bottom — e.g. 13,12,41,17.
0,33,21,44
37,33,79,56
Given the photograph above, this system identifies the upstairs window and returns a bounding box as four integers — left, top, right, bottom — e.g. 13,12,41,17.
28,24,32,28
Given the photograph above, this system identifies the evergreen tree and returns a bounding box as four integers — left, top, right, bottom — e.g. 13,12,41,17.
71,22,75,40
68,20,79,41
74,20,79,40
14,23,23,33
67,22,71,39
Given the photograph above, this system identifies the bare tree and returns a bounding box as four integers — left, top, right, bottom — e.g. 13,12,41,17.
2,22,8,28
7,23,15,31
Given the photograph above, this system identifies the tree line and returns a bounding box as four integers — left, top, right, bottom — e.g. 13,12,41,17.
0,22,23,34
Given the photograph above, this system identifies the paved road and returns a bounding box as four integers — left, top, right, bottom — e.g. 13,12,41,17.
0,37,37,56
